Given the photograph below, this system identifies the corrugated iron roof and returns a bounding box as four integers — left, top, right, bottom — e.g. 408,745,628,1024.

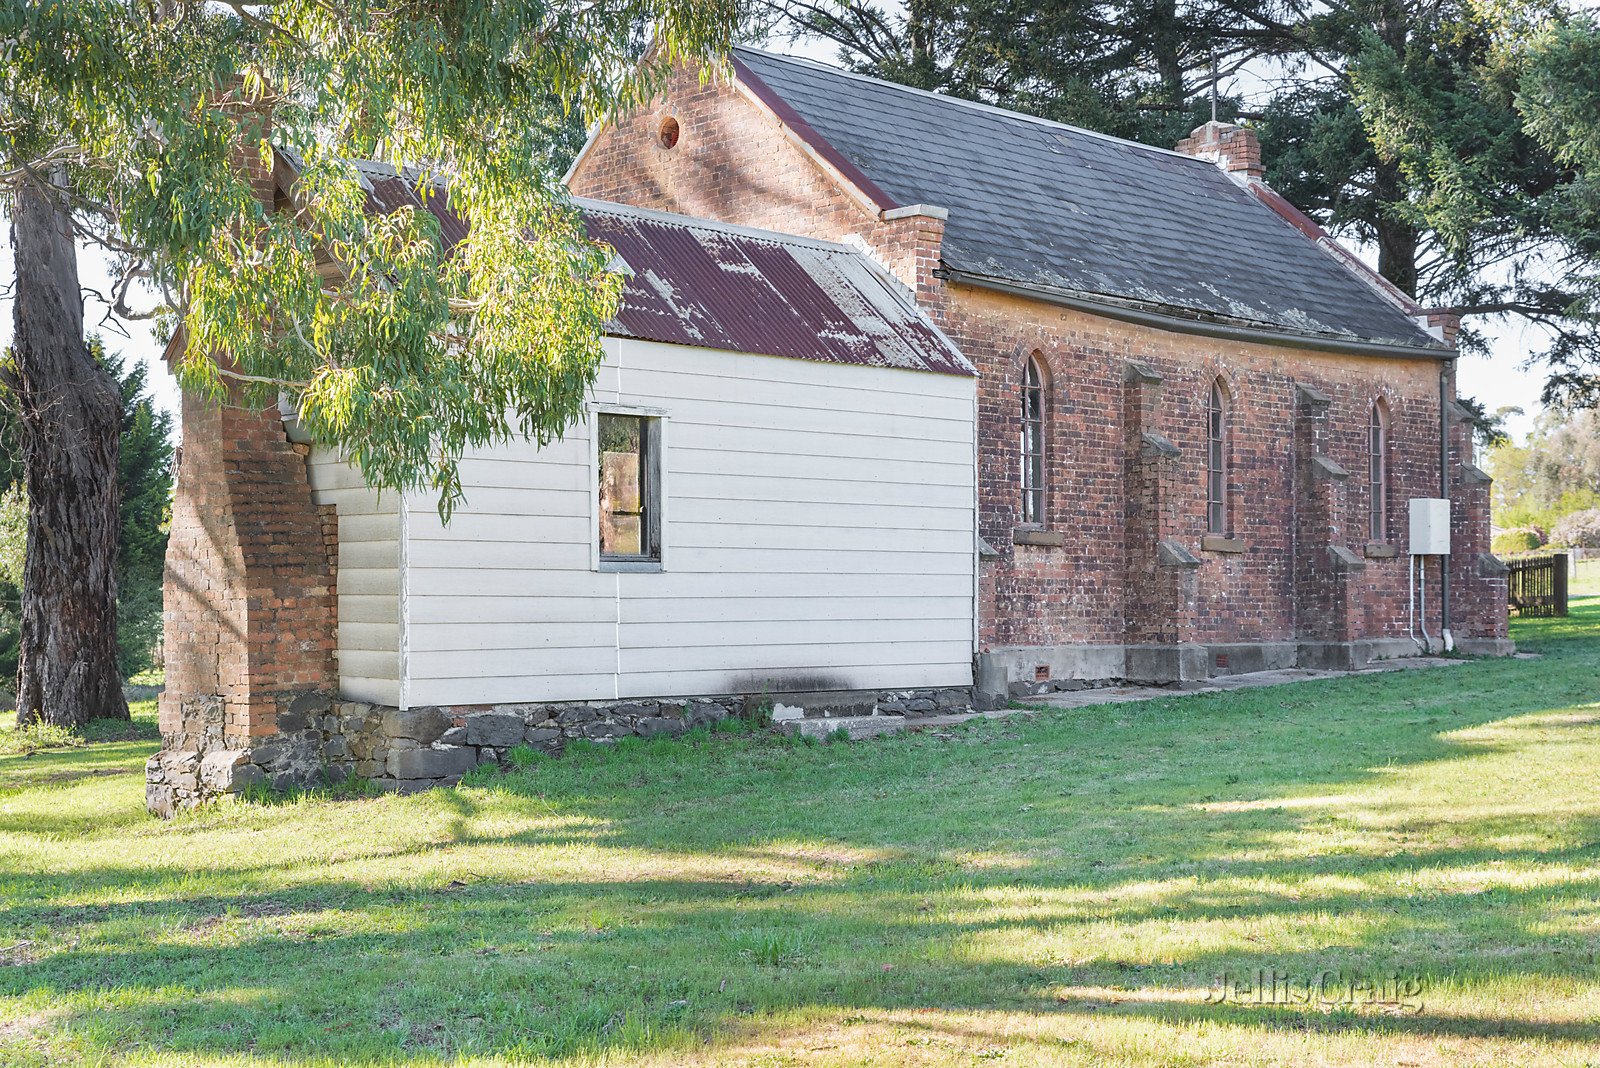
276,153,971,377
577,198,973,376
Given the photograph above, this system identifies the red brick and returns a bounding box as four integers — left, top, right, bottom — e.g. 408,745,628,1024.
571,62,1506,653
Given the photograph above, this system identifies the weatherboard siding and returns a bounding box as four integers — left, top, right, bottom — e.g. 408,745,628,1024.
399,335,977,708
307,450,402,706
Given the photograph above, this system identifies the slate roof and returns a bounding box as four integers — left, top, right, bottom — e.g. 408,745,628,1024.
732,47,1447,354
280,152,971,376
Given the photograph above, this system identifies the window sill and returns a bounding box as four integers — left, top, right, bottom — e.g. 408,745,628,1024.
1201,535,1246,554
1364,543,1398,559
1014,528,1065,547
599,559,664,573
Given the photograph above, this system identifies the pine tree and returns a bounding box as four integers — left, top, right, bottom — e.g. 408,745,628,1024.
765,0,1600,398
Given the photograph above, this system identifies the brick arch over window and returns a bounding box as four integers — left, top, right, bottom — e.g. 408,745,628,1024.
1369,397,1391,541
1205,377,1231,535
1021,352,1048,525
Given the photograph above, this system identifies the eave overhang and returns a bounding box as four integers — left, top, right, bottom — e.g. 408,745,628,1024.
938,268,1456,362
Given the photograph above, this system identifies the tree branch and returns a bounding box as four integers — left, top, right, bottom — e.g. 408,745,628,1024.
216,366,312,390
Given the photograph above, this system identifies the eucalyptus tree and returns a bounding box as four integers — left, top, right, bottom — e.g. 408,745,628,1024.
1,0,736,727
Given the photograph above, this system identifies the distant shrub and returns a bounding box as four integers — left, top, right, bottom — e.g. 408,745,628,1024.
0,719,83,756
1492,527,1545,554
1550,508,1600,548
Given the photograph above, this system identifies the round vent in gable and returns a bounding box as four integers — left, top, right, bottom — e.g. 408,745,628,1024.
658,117,681,149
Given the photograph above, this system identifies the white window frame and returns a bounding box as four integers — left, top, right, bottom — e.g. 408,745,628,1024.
589,402,669,573
1020,355,1047,526
1369,400,1389,543
1206,379,1229,536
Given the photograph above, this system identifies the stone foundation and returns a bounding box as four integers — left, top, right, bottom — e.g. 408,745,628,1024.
146,687,971,813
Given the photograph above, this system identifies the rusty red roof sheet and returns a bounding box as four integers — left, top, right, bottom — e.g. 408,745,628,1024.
275,152,971,377
576,198,972,376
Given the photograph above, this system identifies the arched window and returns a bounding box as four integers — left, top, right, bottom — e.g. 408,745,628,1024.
1205,379,1228,534
1021,354,1047,524
1369,400,1389,541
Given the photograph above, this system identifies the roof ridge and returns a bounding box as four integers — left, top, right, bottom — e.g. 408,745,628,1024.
732,45,1216,168
570,195,860,255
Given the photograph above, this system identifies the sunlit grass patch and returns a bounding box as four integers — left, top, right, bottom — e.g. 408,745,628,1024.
0,699,160,757
0,603,1596,1066
0,716,82,756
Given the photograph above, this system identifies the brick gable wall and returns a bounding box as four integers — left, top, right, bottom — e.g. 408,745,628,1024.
569,66,943,300
571,62,1508,682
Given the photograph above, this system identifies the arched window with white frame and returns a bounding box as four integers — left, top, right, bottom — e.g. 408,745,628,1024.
1205,378,1229,535
1369,399,1390,542
1021,354,1047,525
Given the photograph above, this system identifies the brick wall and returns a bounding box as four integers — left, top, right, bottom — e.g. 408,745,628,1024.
940,286,1458,651
159,381,339,755
569,61,1509,663
1448,399,1510,643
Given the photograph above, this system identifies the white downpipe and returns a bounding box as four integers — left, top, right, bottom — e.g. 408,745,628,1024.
1409,555,1424,652
1440,558,1455,653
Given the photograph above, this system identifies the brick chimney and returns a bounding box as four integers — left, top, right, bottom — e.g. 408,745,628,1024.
1175,121,1264,180
876,204,948,305
1419,308,1462,347
148,93,341,817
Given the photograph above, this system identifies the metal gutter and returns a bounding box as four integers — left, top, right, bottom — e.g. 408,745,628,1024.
938,269,1455,361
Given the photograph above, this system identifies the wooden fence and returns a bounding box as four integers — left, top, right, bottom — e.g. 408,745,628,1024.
1507,553,1569,618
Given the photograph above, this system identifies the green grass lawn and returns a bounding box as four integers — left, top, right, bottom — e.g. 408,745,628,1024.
3,602,1599,1068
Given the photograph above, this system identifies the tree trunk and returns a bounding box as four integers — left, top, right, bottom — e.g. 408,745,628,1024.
1374,156,1420,298
5,176,129,727
1151,0,1186,112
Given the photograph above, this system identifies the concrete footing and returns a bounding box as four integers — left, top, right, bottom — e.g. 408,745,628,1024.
1455,637,1517,657
974,635,1515,707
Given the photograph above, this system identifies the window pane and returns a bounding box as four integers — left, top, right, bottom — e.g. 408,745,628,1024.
1369,409,1386,540
1020,358,1046,524
599,413,648,558
1206,383,1226,534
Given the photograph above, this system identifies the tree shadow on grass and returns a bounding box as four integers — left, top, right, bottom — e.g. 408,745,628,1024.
0,739,155,806
4,845,1599,1062
3,649,1600,1063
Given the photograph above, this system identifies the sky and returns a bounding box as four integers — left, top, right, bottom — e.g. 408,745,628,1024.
0,36,1558,445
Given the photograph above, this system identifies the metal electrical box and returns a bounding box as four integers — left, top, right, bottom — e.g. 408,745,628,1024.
1409,497,1451,555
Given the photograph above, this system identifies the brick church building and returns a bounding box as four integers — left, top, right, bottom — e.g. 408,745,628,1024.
150,48,1510,812
568,46,1511,694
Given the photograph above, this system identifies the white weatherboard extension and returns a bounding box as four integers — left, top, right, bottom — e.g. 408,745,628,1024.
307,335,979,709
1408,497,1451,556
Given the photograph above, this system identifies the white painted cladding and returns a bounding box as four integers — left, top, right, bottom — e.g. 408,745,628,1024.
306,451,403,706
397,336,978,707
